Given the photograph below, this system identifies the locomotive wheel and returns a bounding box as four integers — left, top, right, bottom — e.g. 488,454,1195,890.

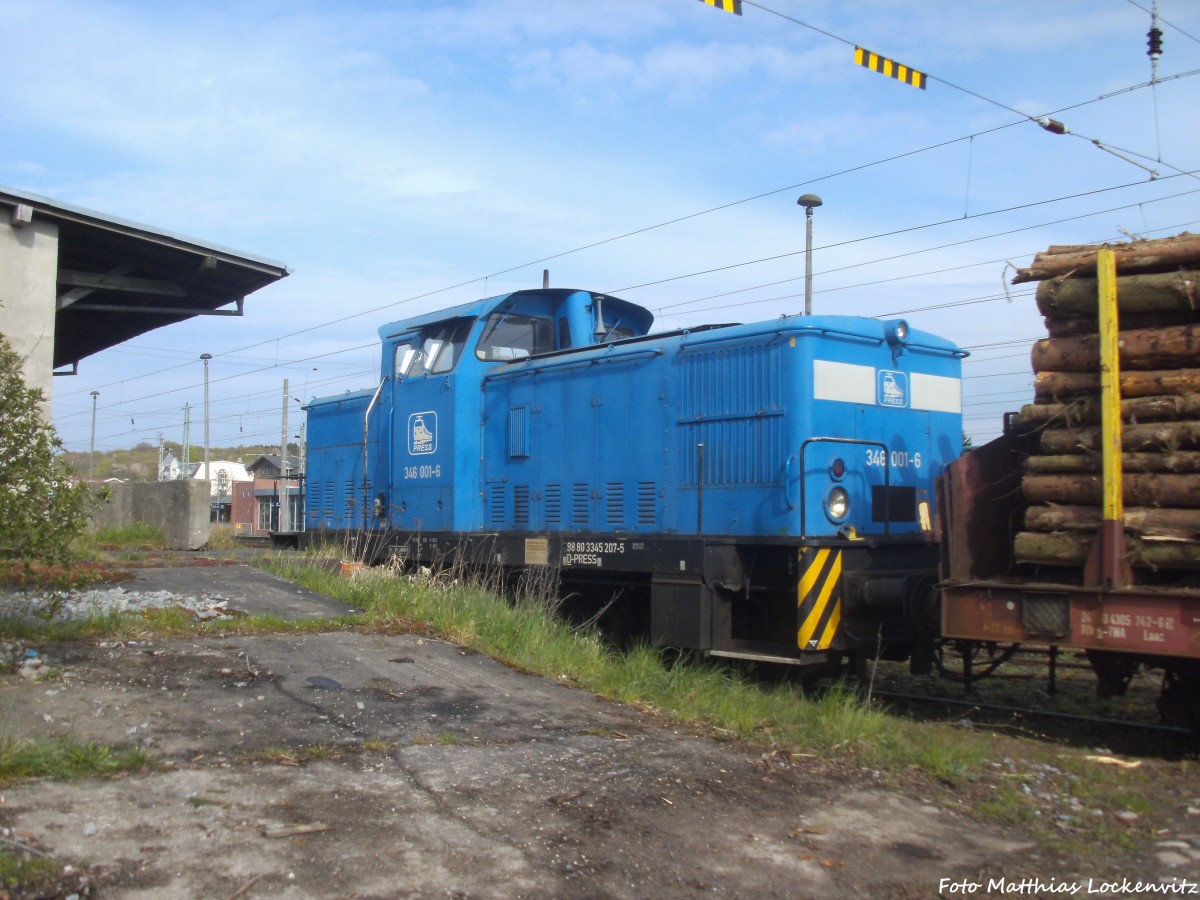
932,639,1019,684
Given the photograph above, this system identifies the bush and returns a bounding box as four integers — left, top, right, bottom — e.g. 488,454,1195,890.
0,335,93,564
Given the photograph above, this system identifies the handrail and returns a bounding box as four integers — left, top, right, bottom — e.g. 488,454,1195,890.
483,346,664,382
679,322,967,358
362,376,387,531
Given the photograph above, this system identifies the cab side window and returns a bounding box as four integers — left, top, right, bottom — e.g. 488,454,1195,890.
475,312,553,361
394,340,418,378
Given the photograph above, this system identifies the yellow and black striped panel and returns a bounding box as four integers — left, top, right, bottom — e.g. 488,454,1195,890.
797,547,842,651
698,0,743,15
854,47,926,90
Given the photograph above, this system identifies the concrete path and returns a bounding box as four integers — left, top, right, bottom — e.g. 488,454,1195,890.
1,564,1036,898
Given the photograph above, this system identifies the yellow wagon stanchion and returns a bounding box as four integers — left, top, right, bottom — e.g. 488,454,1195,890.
1084,248,1133,589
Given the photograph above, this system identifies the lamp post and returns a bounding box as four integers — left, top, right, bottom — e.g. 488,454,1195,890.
200,354,212,484
89,391,99,481
796,193,823,316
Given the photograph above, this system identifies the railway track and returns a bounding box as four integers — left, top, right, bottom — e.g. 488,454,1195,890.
867,688,1193,739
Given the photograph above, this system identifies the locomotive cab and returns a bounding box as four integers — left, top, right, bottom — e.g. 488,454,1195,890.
305,289,654,540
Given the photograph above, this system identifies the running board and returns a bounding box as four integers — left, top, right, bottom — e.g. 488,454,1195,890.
707,649,828,667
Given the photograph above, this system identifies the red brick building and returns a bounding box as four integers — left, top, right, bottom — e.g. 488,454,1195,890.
231,455,303,535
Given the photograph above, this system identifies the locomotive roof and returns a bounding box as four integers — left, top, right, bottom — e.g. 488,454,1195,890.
377,288,653,340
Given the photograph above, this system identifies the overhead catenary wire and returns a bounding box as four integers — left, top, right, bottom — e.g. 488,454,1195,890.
54,59,1200,409
739,0,1197,181
66,204,1199,442
635,183,1200,306
59,13,1200,451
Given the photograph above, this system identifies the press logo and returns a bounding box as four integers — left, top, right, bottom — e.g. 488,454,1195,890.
878,370,908,408
409,411,437,455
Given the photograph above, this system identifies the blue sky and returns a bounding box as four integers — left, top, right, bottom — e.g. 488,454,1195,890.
3,0,1198,456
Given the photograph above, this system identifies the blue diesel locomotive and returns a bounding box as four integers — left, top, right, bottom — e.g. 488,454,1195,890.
302,288,965,673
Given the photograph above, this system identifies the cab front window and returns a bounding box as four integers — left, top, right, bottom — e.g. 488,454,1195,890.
475,312,553,361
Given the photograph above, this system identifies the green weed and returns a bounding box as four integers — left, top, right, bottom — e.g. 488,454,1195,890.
79,522,166,552
0,847,63,896
0,736,152,786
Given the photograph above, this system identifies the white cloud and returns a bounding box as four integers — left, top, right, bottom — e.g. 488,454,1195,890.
0,0,1193,449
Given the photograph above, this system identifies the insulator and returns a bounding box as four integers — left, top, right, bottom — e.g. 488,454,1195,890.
1036,117,1069,136
1147,26,1163,59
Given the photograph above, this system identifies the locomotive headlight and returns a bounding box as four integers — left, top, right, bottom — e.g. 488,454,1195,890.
884,319,910,347
825,486,850,522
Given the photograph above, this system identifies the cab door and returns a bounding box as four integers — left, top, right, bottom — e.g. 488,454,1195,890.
390,318,473,532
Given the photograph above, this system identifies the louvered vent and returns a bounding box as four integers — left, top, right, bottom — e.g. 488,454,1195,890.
489,484,507,527
514,485,530,527
637,481,657,527
571,483,589,527
545,484,562,526
307,482,321,520
606,482,625,528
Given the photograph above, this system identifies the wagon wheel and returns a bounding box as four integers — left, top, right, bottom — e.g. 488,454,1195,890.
1158,668,1200,739
932,639,1020,684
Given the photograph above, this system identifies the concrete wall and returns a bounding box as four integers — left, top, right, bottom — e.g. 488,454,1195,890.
0,214,59,406
90,480,213,550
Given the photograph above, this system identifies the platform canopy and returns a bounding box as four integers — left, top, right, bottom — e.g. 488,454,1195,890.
1,186,290,371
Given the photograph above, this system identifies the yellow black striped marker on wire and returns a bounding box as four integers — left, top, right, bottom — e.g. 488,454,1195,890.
797,547,843,651
854,46,927,89
697,0,742,15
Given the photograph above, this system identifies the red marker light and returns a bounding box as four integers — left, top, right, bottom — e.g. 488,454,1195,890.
830,458,845,479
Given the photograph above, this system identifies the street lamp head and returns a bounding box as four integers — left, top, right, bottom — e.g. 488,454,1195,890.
796,193,823,213
90,390,99,398
200,353,212,361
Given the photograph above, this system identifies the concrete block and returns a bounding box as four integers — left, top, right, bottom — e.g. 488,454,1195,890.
89,483,132,531
132,481,211,550
87,481,211,550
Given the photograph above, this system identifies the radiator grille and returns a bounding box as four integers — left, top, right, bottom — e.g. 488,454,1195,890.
679,340,784,487
508,406,529,458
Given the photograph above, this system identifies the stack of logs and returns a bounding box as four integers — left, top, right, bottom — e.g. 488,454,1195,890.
1009,232,1200,573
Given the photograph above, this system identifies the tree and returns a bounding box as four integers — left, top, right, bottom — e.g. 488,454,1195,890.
0,334,93,563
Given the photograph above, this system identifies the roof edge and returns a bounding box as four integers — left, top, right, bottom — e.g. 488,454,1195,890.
0,184,291,278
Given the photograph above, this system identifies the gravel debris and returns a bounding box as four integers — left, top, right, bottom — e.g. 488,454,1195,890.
0,585,238,624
